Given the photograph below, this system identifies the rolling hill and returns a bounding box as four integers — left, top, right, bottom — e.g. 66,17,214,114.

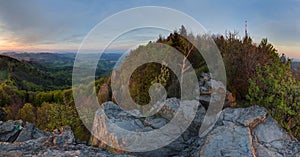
0,52,123,91
0,55,70,91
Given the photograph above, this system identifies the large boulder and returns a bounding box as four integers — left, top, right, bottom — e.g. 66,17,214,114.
90,99,204,156
251,116,299,157
193,106,299,157
198,121,254,157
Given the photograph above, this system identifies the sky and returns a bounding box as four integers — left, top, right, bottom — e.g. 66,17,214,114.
0,0,299,59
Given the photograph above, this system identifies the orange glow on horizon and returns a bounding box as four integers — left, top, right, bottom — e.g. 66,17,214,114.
276,45,300,60
1,38,299,60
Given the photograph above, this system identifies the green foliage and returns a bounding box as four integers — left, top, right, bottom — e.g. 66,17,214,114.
247,59,300,139
0,70,8,82
151,64,170,87
34,102,89,141
2,86,90,142
0,55,69,91
19,103,36,124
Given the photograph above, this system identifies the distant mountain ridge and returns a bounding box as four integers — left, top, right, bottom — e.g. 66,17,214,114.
0,52,123,91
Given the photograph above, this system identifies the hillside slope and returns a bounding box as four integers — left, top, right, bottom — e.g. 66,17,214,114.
0,55,69,91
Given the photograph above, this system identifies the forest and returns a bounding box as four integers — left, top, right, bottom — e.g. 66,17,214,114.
0,26,299,142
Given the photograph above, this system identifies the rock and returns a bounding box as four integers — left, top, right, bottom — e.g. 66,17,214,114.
253,141,283,157
252,116,291,143
91,99,203,155
53,126,75,147
187,105,206,136
0,108,7,121
201,72,211,81
157,98,180,120
198,121,254,157
0,137,131,157
236,106,267,127
198,95,212,109
15,122,49,142
251,116,299,157
220,105,267,127
0,104,299,157
195,106,299,157
198,73,236,109
144,117,168,129
0,120,23,142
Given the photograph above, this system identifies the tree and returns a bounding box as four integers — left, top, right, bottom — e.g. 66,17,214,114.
19,103,36,124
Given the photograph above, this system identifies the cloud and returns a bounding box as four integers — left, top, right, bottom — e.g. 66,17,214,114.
0,0,93,48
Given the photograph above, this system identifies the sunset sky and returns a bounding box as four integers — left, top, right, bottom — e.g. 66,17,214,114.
0,0,299,59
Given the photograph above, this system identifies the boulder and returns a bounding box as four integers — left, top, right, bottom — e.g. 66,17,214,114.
157,98,179,120
0,120,23,142
53,126,75,147
90,99,203,155
197,121,254,157
198,73,236,109
194,106,299,157
15,122,50,142
220,105,267,127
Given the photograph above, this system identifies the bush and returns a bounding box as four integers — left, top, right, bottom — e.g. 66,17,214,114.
19,103,36,124
247,58,300,139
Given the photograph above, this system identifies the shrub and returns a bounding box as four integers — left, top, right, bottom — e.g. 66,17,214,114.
247,58,300,139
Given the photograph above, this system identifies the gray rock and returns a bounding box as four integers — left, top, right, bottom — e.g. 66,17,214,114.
251,116,300,157
0,104,299,157
144,117,168,129
198,95,211,109
0,137,132,157
14,122,49,142
220,106,267,127
53,125,75,147
0,120,22,142
252,116,291,144
157,98,180,120
187,105,206,136
236,106,267,127
201,72,211,81
253,141,283,157
197,121,254,157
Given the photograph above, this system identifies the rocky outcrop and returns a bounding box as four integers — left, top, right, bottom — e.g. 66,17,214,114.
0,101,299,157
90,101,299,157
194,106,299,157
198,73,236,109
0,120,131,156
